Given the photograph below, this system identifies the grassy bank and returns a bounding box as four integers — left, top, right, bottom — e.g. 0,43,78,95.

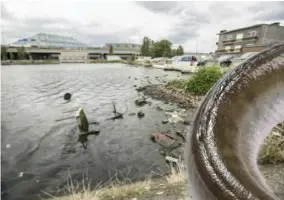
48,163,186,200
1,60,60,65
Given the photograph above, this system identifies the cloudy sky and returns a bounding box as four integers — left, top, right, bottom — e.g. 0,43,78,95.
1,1,284,52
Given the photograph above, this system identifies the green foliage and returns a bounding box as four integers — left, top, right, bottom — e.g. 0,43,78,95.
1,45,8,60
176,45,184,56
17,46,26,60
184,66,223,95
167,79,186,90
140,37,152,56
109,45,114,55
140,36,184,59
131,54,136,61
9,52,14,60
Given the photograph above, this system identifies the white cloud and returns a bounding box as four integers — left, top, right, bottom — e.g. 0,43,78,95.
1,1,284,52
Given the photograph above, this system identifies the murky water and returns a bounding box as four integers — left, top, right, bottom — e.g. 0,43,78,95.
1,63,189,200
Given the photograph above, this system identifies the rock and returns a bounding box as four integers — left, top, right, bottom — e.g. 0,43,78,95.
128,112,136,116
136,87,145,92
128,76,131,79
64,93,72,100
133,85,137,87
156,106,163,111
162,119,169,124
165,108,175,112
134,77,138,80
137,111,145,118
135,99,147,107
183,120,191,125
147,101,152,106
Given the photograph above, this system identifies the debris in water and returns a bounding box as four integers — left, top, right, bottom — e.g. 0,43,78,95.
64,93,72,100
137,111,145,118
6,144,11,149
18,172,23,178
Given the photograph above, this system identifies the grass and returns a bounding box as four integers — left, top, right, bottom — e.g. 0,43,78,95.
258,124,284,164
48,162,186,200
166,79,187,90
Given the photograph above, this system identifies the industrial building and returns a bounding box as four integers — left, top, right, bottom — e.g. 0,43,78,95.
216,22,284,54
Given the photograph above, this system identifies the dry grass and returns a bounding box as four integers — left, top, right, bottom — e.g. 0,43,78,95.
166,161,187,184
48,161,186,200
258,124,284,164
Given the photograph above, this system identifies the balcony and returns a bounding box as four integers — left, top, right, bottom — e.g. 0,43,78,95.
222,36,258,44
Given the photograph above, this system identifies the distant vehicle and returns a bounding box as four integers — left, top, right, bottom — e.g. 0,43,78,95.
197,55,215,67
218,55,238,67
174,55,197,63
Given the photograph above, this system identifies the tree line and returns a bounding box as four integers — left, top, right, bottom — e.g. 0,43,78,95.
140,36,184,58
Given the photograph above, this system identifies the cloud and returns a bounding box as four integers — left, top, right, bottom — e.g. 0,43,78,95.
135,1,178,14
1,1,284,52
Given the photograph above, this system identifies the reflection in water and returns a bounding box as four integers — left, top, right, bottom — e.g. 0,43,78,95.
77,130,100,149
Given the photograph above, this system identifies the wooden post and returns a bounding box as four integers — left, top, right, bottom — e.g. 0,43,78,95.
75,107,89,133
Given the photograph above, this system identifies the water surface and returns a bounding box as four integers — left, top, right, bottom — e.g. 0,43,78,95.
1,63,189,200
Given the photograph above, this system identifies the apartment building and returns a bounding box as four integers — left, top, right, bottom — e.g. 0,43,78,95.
216,22,284,54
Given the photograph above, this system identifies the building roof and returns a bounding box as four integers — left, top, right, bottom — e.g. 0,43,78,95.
217,22,282,35
217,24,265,35
11,33,87,48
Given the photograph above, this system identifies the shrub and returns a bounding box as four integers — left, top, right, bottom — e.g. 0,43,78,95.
184,66,222,95
167,79,186,90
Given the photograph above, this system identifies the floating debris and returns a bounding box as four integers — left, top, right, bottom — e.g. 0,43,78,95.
18,172,24,178
6,144,11,149
137,111,145,118
63,93,72,100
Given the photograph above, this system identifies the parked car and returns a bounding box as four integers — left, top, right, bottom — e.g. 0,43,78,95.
217,55,238,67
197,55,215,66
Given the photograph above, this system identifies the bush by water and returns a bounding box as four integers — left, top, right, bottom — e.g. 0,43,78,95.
184,66,223,95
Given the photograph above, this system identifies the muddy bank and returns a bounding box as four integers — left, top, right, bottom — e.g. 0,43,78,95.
139,84,203,109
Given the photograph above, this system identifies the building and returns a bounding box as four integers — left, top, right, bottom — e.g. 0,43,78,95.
105,43,141,52
216,22,284,54
11,33,87,48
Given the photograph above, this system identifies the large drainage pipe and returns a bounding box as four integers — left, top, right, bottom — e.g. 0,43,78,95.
186,42,284,200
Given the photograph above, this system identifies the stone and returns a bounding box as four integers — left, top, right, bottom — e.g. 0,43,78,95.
156,106,163,111
133,85,137,87
183,120,191,125
64,93,72,100
162,119,169,124
128,112,136,116
137,111,145,118
135,99,147,107
75,108,89,133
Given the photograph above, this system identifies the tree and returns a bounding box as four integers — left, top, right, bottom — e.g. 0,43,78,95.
140,36,151,56
176,45,184,56
17,46,26,60
1,45,7,60
9,52,14,60
171,48,177,57
109,45,114,55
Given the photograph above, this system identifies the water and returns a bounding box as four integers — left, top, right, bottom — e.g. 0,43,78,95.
1,63,189,200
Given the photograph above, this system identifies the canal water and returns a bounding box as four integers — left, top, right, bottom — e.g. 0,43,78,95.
1,63,189,200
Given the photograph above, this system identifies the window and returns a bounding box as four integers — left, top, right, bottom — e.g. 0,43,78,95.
236,33,243,40
234,45,242,52
248,30,257,37
225,46,231,51
225,34,233,40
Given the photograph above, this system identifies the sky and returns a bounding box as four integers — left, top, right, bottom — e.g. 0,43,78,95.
1,1,284,52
